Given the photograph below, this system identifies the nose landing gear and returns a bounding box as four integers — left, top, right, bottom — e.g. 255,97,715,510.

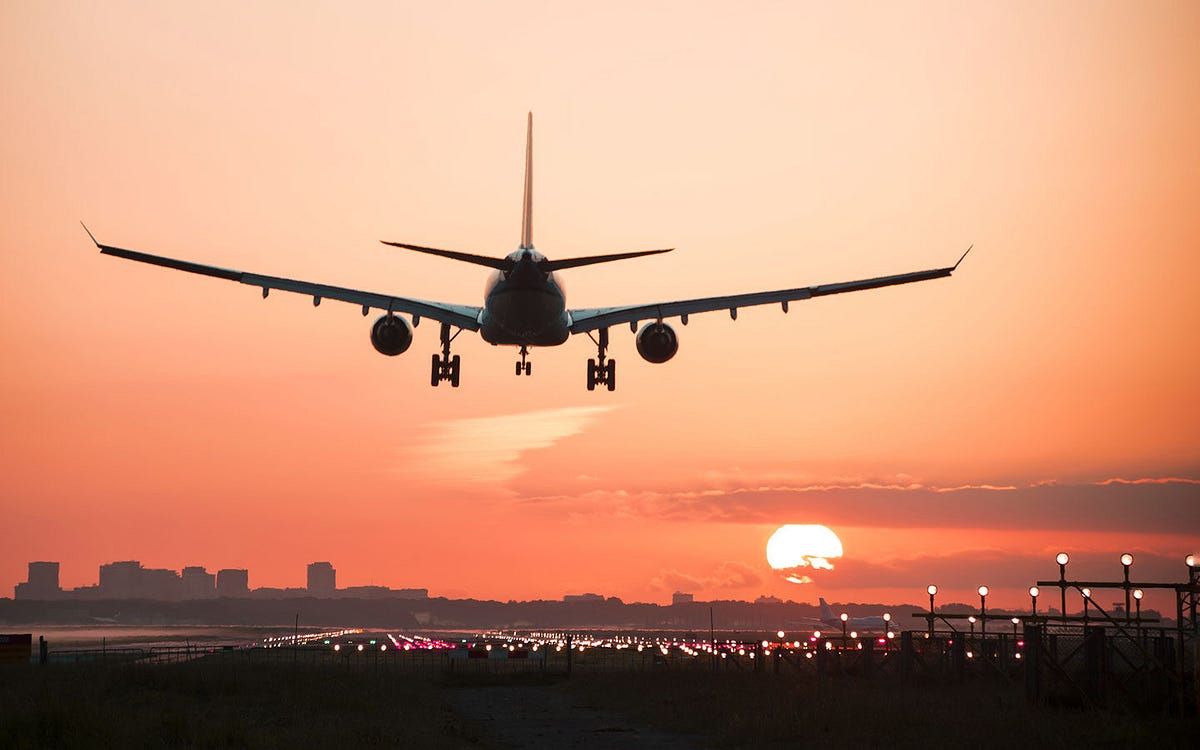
515,345,532,376
431,323,462,387
586,328,616,391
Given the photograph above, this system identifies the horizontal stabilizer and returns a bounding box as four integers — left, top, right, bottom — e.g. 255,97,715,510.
380,241,513,270
541,248,673,272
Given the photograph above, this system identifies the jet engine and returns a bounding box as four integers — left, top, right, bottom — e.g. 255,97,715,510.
635,322,679,363
370,314,413,356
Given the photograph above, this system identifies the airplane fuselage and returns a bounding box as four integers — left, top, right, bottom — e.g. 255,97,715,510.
480,249,570,346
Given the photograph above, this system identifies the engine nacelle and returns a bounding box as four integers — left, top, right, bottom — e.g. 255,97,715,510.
636,322,679,364
370,314,413,356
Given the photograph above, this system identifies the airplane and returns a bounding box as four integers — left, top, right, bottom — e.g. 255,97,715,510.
819,597,895,632
84,113,970,391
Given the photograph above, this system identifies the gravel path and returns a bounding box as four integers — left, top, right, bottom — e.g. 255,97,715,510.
448,685,701,749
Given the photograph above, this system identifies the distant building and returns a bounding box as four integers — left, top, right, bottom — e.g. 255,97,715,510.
98,560,182,599
250,587,309,599
216,569,249,597
671,592,694,605
754,595,783,605
340,585,391,599
307,562,336,597
563,593,604,603
181,566,216,599
14,561,62,600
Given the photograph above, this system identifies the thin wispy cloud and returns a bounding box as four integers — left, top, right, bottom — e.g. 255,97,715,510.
650,561,762,593
404,406,616,483
520,476,1200,533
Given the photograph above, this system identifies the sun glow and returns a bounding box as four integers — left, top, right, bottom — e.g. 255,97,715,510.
766,525,844,584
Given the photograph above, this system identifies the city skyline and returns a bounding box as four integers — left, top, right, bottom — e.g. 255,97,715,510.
1,4,1197,612
11,559,429,601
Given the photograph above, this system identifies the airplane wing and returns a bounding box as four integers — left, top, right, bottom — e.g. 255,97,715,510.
567,248,971,334
85,226,482,331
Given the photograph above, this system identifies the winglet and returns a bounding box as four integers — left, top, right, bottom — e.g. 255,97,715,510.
952,244,974,270
81,221,100,248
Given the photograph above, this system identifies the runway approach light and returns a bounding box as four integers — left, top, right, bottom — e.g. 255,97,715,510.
927,585,938,596
1121,553,1134,567
1056,552,1070,566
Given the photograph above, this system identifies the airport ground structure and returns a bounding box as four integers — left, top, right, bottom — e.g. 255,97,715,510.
4,552,1195,719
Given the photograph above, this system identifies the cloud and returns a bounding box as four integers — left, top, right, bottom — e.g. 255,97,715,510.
813,547,1191,601
405,405,615,483
650,561,762,593
522,476,1200,534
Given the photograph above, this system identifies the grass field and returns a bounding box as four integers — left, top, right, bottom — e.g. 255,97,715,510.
2,659,1196,748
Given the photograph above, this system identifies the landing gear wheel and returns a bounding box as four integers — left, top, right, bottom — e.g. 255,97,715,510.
585,328,616,392
515,345,533,377
431,323,463,388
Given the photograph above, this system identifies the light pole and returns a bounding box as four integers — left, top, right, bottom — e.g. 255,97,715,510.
1029,586,1040,621
978,586,989,637
1133,589,1143,636
1081,588,1091,624
927,585,937,636
840,612,848,646
1121,553,1133,621
1056,552,1069,619
1011,617,1020,638
968,615,976,640
883,612,892,639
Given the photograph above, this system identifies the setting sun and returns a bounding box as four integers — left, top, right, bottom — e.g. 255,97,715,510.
766,525,844,585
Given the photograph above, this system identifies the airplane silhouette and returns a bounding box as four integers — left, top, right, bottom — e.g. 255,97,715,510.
819,597,895,632
85,113,970,391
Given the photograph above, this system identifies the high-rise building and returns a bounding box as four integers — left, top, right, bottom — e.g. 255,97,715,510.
14,561,61,600
98,560,182,599
99,561,142,598
671,591,695,605
181,566,216,599
306,562,336,596
216,569,249,597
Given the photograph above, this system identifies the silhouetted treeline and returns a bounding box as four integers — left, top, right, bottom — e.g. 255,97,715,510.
0,597,933,631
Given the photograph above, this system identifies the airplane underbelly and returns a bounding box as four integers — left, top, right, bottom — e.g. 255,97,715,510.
481,288,568,345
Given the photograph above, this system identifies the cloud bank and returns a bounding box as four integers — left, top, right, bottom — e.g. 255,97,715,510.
522,476,1200,533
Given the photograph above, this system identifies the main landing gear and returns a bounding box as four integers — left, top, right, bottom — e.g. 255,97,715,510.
431,322,461,387
586,328,616,392
515,345,532,376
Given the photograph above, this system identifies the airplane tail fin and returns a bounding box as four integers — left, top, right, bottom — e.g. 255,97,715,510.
541,248,673,271
379,241,513,270
520,112,533,250
818,597,837,623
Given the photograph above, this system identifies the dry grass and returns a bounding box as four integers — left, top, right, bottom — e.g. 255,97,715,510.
0,661,480,749
3,658,1196,749
565,671,1199,749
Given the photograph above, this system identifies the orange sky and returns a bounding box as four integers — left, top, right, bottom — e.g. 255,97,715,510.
2,2,1197,613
